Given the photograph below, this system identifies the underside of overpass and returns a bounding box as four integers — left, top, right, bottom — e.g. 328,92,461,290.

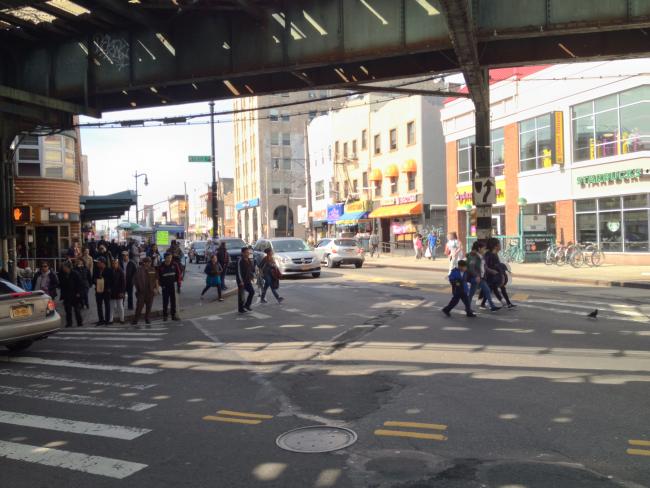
1,0,650,271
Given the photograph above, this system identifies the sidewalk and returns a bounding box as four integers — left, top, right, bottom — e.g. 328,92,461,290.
365,255,650,289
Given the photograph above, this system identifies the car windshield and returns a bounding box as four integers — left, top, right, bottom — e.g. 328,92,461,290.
335,239,358,247
272,240,311,253
222,239,246,249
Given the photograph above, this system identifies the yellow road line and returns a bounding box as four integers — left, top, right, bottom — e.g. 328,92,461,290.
383,421,447,431
629,440,650,447
512,293,529,301
374,429,447,441
627,448,650,457
216,409,274,420
203,415,261,425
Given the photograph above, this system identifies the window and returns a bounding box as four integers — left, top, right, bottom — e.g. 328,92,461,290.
283,187,291,195
373,134,381,155
343,142,348,159
362,172,368,189
282,133,291,146
281,158,291,170
374,180,382,197
281,112,290,122
335,141,340,161
344,181,349,198
16,136,41,177
457,136,473,183
389,176,398,195
519,114,553,171
270,132,279,145
389,128,397,150
572,85,650,162
335,182,340,199
407,172,416,191
315,180,325,200
352,139,357,157
352,180,358,193
272,158,280,170
16,134,75,180
272,186,281,194
361,130,368,150
575,194,649,252
491,128,505,176
269,109,279,121
407,121,416,145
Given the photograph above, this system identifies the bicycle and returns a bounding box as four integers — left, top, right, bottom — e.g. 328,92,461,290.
500,239,525,264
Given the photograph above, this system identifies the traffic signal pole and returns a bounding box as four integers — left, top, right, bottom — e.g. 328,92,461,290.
0,117,17,282
209,101,219,238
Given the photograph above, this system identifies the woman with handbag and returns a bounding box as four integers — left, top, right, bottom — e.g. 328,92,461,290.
260,248,284,304
201,255,224,301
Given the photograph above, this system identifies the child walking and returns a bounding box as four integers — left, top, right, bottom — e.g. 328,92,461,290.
442,259,476,317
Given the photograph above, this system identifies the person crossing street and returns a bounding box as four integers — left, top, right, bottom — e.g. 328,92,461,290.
158,254,181,321
57,260,83,328
131,257,158,327
236,247,255,313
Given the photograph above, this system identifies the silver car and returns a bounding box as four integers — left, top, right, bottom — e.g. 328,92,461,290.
0,279,62,351
314,238,365,268
253,238,321,278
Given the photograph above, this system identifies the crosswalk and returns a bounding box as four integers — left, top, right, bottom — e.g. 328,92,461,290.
0,319,172,480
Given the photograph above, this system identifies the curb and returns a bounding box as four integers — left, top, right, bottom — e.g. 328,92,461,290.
365,262,650,289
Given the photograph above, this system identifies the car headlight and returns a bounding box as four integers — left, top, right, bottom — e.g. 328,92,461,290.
276,255,291,264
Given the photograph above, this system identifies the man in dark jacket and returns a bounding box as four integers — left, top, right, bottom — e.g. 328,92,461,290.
92,257,113,326
58,261,83,327
74,258,92,309
132,257,158,327
32,262,59,299
158,253,180,321
216,242,230,290
236,247,255,313
121,251,138,310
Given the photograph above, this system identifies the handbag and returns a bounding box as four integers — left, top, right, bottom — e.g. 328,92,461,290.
424,247,432,258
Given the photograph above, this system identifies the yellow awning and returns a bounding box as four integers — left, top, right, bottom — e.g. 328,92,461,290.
368,202,423,218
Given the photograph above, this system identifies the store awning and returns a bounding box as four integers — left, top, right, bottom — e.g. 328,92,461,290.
368,202,423,218
402,159,417,172
384,164,399,178
80,190,137,222
337,211,369,225
368,168,382,181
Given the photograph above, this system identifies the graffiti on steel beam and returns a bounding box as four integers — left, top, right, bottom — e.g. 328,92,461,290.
93,34,130,71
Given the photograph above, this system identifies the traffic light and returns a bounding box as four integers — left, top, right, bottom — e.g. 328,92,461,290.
12,205,32,223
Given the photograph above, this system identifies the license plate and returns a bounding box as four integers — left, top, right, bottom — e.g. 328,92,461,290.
11,305,32,319
302,264,312,270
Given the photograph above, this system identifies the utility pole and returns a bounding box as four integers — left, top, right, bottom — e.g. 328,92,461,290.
209,101,219,238
184,181,189,237
304,123,313,242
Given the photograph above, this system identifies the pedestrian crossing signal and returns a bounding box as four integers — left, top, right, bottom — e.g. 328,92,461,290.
12,205,32,223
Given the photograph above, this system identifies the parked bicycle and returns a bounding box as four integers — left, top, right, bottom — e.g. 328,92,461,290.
545,241,604,267
500,238,525,264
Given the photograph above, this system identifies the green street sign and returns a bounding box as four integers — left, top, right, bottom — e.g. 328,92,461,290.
188,155,212,163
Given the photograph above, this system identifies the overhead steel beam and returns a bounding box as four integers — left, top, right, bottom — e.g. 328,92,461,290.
351,84,470,98
0,84,100,118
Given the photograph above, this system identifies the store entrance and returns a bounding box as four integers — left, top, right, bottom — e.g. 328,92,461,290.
380,219,390,250
35,226,58,259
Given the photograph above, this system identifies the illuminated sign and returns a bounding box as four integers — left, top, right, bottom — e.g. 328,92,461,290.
344,200,371,213
12,206,32,223
554,111,564,165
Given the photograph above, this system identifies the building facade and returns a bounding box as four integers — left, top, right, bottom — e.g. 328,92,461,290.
307,91,448,246
13,128,85,264
168,194,187,227
233,91,340,243
441,60,650,264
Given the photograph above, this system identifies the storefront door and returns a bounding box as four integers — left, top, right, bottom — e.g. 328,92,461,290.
492,214,503,236
380,219,390,248
35,226,59,259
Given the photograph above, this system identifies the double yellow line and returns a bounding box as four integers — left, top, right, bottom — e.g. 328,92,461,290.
375,421,448,441
627,439,650,457
203,409,274,425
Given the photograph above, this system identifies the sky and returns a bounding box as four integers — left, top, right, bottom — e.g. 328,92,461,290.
79,100,234,225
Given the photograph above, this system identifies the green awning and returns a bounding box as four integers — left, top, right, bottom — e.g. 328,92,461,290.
80,190,136,221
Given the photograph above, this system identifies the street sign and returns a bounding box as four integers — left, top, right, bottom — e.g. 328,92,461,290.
270,220,278,229
188,155,211,163
12,205,32,223
473,177,496,205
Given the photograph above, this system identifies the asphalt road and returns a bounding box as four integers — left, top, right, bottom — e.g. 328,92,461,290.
1,261,649,488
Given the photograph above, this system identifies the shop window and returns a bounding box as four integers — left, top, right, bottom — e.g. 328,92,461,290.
571,85,650,162
407,121,416,145
389,129,397,151
374,134,381,155
407,172,416,191
389,176,398,195
374,180,382,197
315,180,325,200
361,130,368,150
575,194,650,252
519,114,553,171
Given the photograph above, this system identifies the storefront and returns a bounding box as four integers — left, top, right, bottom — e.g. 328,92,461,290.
310,208,328,240
335,200,372,237
236,198,260,241
326,203,344,238
368,194,423,246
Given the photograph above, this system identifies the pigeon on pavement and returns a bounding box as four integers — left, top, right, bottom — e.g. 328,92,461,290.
587,309,598,318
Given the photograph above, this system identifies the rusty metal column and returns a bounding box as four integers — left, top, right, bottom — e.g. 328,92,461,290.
473,69,492,240
0,116,17,282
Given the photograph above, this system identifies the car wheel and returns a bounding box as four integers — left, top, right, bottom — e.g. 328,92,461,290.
326,255,334,268
312,272,321,278
6,340,33,352
355,262,363,268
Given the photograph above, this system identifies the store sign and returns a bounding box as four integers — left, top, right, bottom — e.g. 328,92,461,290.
554,111,564,165
327,203,344,224
576,168,646,186
156,230,169,246
344,200,372,213
380,194,418,206
235,198,260,211
310,209,327,221
49,212,80,223
455,180,505,206
391,223,417,235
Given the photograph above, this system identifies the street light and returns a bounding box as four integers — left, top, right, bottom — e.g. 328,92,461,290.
134,171,149,225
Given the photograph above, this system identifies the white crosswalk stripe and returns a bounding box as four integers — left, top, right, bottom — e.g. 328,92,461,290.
0,441,147,479
57,330,167,336
0,410,151,440
518,301,649,323
50,336,162,342
0,385,156,411
2,357,161,374
0,368,156,390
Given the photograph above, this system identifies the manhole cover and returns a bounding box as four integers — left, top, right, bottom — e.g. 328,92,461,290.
276,425,357,453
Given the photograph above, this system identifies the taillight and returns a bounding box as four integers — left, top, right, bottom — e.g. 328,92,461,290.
46,300,56,316
331,248,337,254
357,248,363,254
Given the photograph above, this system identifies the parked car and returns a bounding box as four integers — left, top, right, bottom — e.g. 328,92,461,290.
216,238,247,273
189,240,208,263
314,238,364,268
0,279,61,352
253,238,321,278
